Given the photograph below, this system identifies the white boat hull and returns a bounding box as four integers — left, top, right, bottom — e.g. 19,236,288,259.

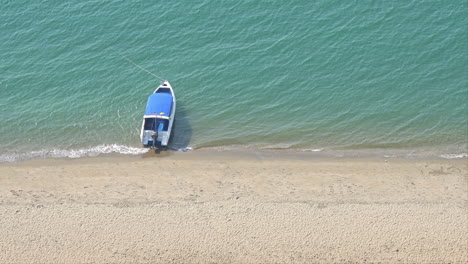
140,81,176,148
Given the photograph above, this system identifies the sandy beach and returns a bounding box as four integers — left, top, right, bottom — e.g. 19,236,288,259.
0,150,466,263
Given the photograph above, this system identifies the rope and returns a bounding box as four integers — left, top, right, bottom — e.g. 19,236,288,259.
121,56,165,81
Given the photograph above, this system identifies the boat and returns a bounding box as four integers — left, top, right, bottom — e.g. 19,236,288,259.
140,81,176,149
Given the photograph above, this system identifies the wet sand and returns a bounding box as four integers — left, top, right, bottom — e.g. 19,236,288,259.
0,151,466,263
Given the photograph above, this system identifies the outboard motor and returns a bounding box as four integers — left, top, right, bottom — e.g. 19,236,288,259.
151,131,158,148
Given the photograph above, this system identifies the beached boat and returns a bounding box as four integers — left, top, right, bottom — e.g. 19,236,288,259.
140,81,176,149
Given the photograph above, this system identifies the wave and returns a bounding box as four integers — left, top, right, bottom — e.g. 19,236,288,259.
439,153,468,159
0,144,150,163
1,143,466,163
301,149,323,152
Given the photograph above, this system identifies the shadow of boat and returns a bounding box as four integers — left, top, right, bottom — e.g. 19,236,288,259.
169,102,192,151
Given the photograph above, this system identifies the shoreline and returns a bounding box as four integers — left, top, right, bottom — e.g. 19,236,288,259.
1,144,467,165
1,150,466,263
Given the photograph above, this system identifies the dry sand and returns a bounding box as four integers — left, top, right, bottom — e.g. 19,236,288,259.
0,150,466,263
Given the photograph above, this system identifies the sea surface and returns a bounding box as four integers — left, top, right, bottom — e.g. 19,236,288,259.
1,1,467,162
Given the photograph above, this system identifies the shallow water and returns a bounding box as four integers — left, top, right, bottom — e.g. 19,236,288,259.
1,1,467,161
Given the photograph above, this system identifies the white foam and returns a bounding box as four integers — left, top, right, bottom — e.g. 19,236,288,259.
302,148,323,152
439,153,468,159
0,144,149,163
176,147,193,152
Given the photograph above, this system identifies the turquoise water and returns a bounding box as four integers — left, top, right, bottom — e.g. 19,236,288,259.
1,1,467,161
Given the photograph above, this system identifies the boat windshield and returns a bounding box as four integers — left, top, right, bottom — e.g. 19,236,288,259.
144,118,169,131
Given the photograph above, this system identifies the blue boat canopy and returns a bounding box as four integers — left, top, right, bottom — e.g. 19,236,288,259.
144,93,173,117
